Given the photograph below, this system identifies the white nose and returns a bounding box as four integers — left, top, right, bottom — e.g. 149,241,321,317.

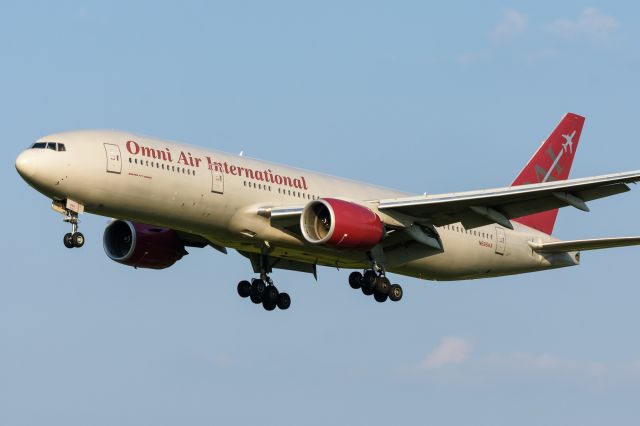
15,150,36,179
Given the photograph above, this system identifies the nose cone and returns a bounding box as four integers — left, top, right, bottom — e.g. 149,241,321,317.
15,150,37,180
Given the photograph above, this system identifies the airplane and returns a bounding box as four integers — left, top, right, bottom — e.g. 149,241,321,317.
15,113,640,311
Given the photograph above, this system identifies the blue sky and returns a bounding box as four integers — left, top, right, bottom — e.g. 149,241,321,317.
2,2,640,425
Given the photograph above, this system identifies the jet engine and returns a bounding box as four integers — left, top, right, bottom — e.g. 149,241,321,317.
300,198,384,249
103,220,187,269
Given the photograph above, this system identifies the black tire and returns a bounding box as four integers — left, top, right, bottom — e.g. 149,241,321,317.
63,233,74,249
251,279,266,296
263,286,279,304
375,276,390,295
362,285,374,296
237,280,251,298
363,270,377,288
389,284,403,302
277,292,291,310
374,292,388,303
348,271,363,289
262,300,277,311
72,232,85,248
250,292,263,304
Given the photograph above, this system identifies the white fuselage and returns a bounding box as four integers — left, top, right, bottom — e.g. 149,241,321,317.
15,130,578,280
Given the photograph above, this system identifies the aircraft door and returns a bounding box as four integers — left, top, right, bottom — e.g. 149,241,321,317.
104,143,122,174
495,227,506,255
211,169,224,194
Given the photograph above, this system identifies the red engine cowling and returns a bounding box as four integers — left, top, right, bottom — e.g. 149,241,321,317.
103,220,187,269
300,198,384,249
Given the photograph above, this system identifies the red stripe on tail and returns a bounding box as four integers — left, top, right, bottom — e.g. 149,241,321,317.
511,113,585,235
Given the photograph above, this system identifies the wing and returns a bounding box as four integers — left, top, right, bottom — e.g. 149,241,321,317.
378,170,640,230
529,236,640,253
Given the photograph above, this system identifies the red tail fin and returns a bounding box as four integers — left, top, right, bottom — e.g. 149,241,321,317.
511,113,586,235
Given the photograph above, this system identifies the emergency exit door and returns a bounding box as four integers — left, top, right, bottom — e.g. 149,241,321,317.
104,143,122,174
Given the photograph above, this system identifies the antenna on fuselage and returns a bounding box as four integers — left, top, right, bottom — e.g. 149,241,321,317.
239,150,244,156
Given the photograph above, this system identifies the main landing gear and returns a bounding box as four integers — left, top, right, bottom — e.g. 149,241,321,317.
62,210,84,249
347,269,403,303
237,275,291,311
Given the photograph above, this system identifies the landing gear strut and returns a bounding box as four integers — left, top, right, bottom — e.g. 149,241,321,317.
347,269,403,303
236,255,291,311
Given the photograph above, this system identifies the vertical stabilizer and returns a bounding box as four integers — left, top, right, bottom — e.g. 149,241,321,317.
511,113,586,235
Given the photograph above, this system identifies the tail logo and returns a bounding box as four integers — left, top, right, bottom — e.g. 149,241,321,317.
540,129,577,183
562,130,576,154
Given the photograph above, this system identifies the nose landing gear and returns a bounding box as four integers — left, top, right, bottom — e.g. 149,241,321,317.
55,200,85,249
63,212,84,248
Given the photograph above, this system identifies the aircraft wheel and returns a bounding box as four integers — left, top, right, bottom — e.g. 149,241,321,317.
389,284,403,302
63,233,74,249
348,271,363,289
374,292,388,303
277,292,291,310
375,276,390,295
72,232,85,248
363,270,377,288
263,286,279,304
251,279,266,297
250,292,263,304
362,285,375,296
362,273,376,295
237,280,251,298
262,300,277,311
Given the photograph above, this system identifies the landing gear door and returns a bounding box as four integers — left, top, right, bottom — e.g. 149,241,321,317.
211,169,224,194
104,143,122,174
495,227,506,255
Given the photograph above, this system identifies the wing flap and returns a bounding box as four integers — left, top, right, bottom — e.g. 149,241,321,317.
529,236,640,253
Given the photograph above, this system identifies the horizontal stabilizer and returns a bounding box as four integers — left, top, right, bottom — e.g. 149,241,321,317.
529,236,640,253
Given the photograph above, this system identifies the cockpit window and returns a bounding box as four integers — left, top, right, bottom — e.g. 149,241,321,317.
31,142,66,151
